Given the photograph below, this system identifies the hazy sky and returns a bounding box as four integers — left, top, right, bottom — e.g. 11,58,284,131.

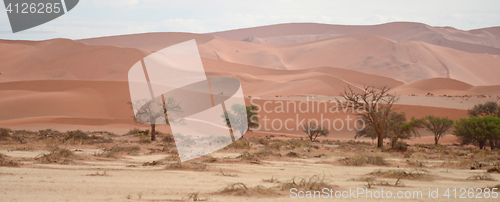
1,0,499,40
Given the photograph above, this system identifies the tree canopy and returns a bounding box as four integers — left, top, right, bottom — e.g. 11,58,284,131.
421,115,454,145
453,115,500,150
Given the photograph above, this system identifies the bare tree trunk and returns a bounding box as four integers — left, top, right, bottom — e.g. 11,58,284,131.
377,133,384,148
391,138,397,148
434,135,439,145
151,124,156,141
479,141,484,150
489,139,495,150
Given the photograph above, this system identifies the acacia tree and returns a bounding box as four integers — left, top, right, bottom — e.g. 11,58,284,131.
421,115,454,145
467,102,500,148
385,112,421,147
468,101,500,117
132,96,183,141
302,120,330,141
339,86,399,148
453,116,500,150
222,104,260,142
355,112,420,147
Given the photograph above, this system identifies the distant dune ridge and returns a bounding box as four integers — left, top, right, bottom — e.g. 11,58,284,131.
1,22,500,142
80,22,500,85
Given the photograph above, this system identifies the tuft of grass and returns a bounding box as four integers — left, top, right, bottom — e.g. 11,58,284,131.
184,192,207,201
484,184,500,192
391,142,408,152
38,129,63,140
487,166,500,173
98,146,141,158
369,169,428,180
125,128,146,136
262,176,279,183
165,162,208,171
228,139,250,149
0,128,12,140
254,149,277,158
339,152,388,166
64,130,89,142
218,168,238,177
142,160,166,166
215,183,278,196
467,174,496,181
268,139,312,150
162,133,175,143
358,177,404,188
237,152,260,164
36,148,75,164
0,153,20,167
138,134,151,144
202,156,218,163
278,175,333,191
86,171,109,176
286,152,300,158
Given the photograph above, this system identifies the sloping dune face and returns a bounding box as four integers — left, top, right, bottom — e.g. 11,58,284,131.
78,25,500,86
79,32,215,52
197,34,500,85
0,38,405,130
209,22,500,55
201,59,404,97
0,39,149,82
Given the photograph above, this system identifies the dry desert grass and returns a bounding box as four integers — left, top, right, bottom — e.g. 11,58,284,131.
0,128,499,201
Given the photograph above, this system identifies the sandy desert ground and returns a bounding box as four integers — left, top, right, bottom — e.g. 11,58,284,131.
1,132,500,202
1,22,500,201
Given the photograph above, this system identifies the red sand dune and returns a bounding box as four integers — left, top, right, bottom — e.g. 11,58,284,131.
79,31,500,85
197,34,500,85
79,32,215,52
0,38,149,82
209,22,500,55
